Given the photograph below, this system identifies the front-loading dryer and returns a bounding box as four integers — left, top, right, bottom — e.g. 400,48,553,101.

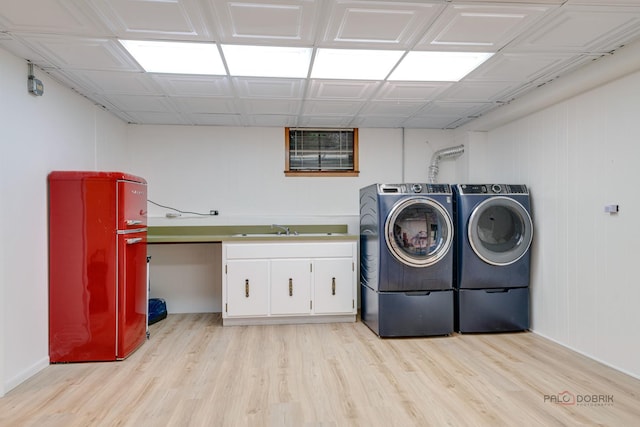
360,183,455,337
453,184,533,333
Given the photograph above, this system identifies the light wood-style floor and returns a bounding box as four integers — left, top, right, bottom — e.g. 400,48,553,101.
1,314,639,426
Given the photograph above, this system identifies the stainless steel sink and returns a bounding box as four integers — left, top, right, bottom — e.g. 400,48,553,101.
231,233,287,237
294,233,348,236
231,232,347,237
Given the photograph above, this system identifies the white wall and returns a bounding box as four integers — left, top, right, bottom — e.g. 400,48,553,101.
128,126,458,227
0,47,128,396
128,126,459,312
466,68,640,378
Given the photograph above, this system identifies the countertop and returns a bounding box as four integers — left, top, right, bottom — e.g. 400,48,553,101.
147,224,357,243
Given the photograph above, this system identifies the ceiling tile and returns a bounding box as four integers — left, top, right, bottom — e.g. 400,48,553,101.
87,0,211,39
437,81,523,102
302,100,364,116
233,77,305,98
183,113,243,126
402,115,460,129
377,82,452,102
18,35,140,71
297,115,355,127
351,116,407,128
417,3,556,51
127,111,189,125
416,101,493,118
210,0,318,44
170,97,239,114
466,52,580,82
0,0,107,35
240,99,302,115
152,74,234,97
320,1,445,48
0,36,49,65
359,101,425,117
42,67,93,94
307,80,380,100
65,70,161,95
511,4,640,52
107,94,176,112
245,115,298,127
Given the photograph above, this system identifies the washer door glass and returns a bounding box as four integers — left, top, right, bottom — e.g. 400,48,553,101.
385,197,453,267
468,196,533,266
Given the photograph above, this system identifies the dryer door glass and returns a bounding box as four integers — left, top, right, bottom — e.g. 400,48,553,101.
385,197,453,267
468,196,533,266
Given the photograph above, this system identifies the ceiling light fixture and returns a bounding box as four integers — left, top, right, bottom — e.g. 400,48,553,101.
311,48,405,80
221,45,312,78
120,40,226,75
389,51,494,82
120,39,493,83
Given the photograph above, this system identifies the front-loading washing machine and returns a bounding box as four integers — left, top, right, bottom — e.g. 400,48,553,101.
360,183,455,337
453,184,533,333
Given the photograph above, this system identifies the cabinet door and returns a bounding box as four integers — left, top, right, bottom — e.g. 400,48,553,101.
270,259,311,315
313,258,355,314
225,260,269,317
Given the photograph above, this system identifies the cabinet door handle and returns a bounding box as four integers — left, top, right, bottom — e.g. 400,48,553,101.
245,279,249,298
289,278,293,296
332,277,336,295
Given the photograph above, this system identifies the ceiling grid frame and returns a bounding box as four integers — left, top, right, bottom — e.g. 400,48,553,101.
1,0,639,128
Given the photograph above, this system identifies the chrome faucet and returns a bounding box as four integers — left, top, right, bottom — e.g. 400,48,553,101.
271,224,290,235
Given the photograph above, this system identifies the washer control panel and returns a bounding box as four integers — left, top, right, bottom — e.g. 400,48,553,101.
379,183,452,195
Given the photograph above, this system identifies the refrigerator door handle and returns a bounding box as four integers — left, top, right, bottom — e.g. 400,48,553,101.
126,219,143,225
126,237,144,245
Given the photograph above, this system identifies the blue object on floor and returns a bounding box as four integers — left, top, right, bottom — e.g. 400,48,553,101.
148,298,167,325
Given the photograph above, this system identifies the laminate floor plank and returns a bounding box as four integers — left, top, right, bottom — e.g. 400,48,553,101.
1,313,639,426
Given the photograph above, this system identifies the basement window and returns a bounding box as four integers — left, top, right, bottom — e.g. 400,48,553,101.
285,128,359,177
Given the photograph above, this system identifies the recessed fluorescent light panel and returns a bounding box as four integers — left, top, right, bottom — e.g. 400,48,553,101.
311,48,404,80
120,40,225,75
389,51,494,82
222,45,312,78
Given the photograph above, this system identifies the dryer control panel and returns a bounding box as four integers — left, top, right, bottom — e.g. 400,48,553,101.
457,184,528,195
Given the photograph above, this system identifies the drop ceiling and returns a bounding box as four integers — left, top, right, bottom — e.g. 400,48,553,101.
2,0,640,129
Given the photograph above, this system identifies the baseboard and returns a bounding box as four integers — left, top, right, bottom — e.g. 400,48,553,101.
223,314,356,326
531,330,640,380
2,356,49,397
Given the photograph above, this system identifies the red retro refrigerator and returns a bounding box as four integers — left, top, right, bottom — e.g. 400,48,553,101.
48,171,148,362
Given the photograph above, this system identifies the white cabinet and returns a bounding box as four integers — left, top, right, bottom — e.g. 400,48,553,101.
222,241,357,325
225,259,269,317
313,258,355,314
270,259,312,315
